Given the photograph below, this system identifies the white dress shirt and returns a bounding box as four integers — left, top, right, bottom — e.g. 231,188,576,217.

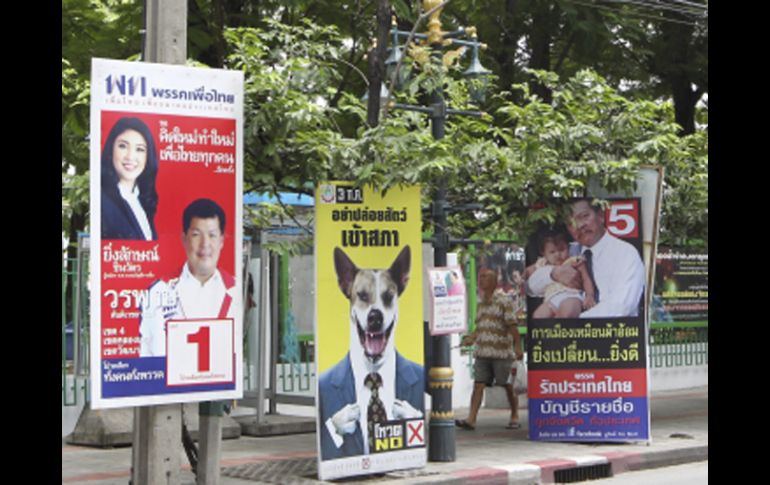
139,265,236,356
527,231,645,318
176,264,230,318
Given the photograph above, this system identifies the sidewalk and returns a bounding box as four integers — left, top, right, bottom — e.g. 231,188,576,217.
61,386,707,484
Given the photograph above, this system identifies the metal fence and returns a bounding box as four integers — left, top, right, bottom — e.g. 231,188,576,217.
62,254,90,406
649,321,708,368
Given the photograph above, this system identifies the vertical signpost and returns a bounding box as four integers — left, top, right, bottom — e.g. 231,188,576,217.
427,266,468,336
89,55,243,483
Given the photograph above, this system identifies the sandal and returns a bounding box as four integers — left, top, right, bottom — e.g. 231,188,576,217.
506,421,521,429
455,419,475,430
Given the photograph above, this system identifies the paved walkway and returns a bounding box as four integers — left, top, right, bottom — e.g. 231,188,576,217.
61,386,707,484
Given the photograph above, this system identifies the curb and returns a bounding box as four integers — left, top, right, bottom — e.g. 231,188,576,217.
395,445,707,484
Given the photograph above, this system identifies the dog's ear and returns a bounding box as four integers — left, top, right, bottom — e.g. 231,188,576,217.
388,245,411,295
333,247,358,299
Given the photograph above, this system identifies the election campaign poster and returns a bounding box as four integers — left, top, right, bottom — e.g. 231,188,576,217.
89,58,244,409
652,248,708,324
525,198,650,442
315,183,425,480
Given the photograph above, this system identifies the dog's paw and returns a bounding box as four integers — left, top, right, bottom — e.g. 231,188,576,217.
331,403,360,435
392,399,422,419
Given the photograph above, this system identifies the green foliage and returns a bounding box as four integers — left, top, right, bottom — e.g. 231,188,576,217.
223,17,706,244
62,59,91,174
62,0,144,242
61,4,707,250
225,19,348,196
223,19,362,230
657,129,708,249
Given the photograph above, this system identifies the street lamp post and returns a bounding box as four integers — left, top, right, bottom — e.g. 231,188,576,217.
382,0,491,462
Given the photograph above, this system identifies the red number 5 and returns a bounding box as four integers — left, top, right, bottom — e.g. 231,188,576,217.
607,202,639,238
187,326,210,372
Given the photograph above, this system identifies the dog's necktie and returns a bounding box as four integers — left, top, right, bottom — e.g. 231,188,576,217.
365,372,387,451
584,249,600,302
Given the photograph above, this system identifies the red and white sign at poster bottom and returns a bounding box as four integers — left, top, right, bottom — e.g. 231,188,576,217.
528,368,648,399
406,420,425,447
166,319,235,387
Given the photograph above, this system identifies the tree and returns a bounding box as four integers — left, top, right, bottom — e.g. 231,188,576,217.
640,13,707,136
223,15,705,244
61,2,707,249
62,0,144,255
442,0,708,134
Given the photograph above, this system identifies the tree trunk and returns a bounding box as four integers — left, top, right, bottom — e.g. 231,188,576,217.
528,3,553,104
657,17,701,136
671,76,697,136
367,0,391,128
211,0,227,67
496,0,519,101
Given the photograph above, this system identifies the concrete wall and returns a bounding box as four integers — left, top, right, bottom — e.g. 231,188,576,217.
650,365,708,392
288,253,315,337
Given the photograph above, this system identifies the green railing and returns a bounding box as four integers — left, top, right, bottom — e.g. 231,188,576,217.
62,255,90,406
62,244,707,408
649,321,708,368
277,336,315,393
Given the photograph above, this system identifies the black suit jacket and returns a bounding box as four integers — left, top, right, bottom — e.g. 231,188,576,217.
101,191,157,240
318,352,424,460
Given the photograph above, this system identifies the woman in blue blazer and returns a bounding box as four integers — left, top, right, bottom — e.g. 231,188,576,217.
101,117,159,240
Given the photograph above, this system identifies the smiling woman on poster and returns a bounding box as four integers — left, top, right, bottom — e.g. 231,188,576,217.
101,117,159,240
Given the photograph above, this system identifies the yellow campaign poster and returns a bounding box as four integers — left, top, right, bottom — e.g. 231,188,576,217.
315,183,425,481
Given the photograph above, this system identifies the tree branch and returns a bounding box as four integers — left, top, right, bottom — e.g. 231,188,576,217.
381,0,454,121
553,30,576,75
331,0,371,107
272,184,314,236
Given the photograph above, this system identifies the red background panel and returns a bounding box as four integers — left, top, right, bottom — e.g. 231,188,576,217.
528,368,648,399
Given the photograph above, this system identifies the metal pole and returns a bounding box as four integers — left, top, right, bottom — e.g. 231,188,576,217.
132,2,188,484
256,248,270,422
427,50,456,461
270,252,280,414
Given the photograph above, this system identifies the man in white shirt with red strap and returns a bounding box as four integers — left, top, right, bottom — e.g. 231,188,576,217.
139,198,237,357
526,198,645,318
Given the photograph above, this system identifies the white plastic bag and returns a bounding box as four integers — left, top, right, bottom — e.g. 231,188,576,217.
512,356,527,395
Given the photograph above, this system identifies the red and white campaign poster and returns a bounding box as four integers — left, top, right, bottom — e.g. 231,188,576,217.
89,58,243,409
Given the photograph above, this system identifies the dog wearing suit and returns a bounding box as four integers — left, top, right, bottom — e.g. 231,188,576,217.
318,245,424,460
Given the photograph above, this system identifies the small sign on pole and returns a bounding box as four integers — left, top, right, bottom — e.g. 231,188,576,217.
427,266,467,335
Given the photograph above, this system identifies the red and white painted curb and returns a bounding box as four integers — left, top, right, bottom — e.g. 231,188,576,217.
448,451,642,484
